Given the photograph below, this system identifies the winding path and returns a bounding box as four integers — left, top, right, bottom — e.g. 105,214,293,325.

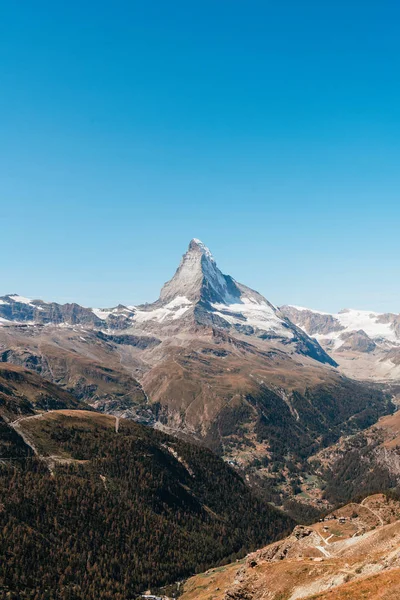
9,413,44,458
360,497,384,526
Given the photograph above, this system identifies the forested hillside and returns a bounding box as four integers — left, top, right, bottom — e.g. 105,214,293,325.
0,411,294,599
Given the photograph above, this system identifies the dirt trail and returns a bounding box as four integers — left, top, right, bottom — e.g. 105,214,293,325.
316,545,331,558
9,412,88,475
361,497,385,526
9,413,45,458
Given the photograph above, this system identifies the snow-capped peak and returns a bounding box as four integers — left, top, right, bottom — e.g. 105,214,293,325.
156,241,306,337
190,238,214,260
160,239,239,305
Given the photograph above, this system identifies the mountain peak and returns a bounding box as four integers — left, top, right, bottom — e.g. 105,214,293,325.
188,238,214,259
159,239,237,305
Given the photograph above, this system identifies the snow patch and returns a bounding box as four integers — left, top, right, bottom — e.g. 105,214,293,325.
192,238,214,260
289,305,330,315
92,308,112,320
290,306,400,348
212,297,293,337
133,296,193,324
336,309,398,343
9,294,33,304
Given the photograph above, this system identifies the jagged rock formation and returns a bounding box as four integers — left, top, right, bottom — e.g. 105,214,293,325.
0,243,337,366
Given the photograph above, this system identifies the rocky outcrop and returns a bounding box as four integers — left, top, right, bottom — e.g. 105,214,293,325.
281,305,345,336
0,295,104,327
336,330,377,353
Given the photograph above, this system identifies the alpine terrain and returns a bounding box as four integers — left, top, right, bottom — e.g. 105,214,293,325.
281,305,400,385
0,240,396,512
181,492,400,600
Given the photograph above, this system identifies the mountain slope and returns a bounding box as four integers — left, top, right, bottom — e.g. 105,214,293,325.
181,493,400,600
0,362,85,420
0,408,294,599
0,242,335,366
112,239,337,366
0,362,89,462
308,409,400,506
0,325,152,421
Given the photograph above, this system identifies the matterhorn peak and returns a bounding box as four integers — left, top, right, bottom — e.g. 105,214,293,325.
159,239,239,305
188,238,214,260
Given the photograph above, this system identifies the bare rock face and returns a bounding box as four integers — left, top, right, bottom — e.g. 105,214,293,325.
139,239,337,366
281,305,345,337
292,525,313,539
0,241,336,367
337,330,377,353
0,295,105,327
160,238,242,305
280,305,400,348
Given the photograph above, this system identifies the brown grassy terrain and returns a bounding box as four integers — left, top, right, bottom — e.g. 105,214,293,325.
0,325,147,416
0,362,84,421
180,494,400,600
309,568,400,599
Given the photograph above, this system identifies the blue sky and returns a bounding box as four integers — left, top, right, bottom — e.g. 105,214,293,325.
1,1,399,312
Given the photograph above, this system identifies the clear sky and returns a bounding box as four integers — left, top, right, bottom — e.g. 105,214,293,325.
1,1,399,312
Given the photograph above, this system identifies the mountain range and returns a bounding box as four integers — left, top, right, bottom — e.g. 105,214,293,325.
0,240,398,514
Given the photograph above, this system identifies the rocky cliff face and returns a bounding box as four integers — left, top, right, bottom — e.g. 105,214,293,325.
122,239,336,366
281,305,400,347
0,295,104,327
